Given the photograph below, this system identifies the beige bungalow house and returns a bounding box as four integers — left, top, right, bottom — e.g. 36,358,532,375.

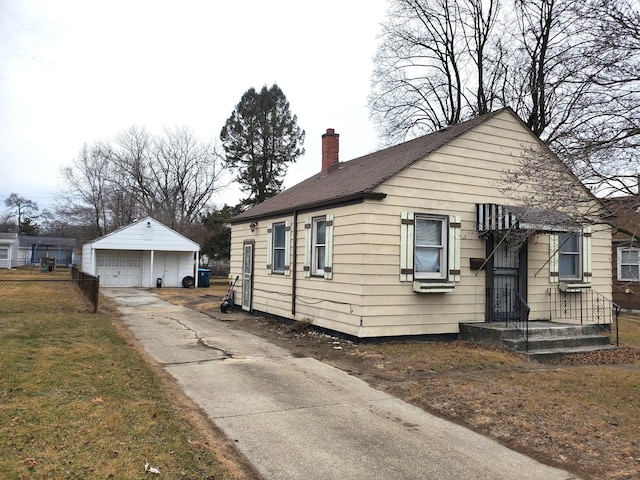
228,108,613,339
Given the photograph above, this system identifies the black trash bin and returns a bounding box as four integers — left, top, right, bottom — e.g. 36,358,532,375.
197,268,211,288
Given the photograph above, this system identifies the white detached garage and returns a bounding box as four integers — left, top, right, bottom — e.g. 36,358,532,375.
81,217,200,288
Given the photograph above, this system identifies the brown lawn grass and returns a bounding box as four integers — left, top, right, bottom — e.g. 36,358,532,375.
350,317,640,480
155,282,640,480
156,280,640,480
0,268,93,313
0,270,256,479
6,267,637,479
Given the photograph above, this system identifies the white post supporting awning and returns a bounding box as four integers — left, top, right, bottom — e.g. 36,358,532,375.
150,250,154,287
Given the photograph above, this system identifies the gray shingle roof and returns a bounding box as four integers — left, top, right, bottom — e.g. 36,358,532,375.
232,108,510,223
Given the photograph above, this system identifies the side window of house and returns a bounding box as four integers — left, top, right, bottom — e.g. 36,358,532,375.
0,248,7,260
266,221,291,275
400,212,461,286
414,215,447,279
272,222,286,273
618,248,640,281
304,214,334,279
312,217,326,275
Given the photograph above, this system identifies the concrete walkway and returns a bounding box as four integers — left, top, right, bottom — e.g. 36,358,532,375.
103,288,580,480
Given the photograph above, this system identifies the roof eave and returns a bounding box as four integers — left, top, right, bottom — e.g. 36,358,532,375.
230,192,387,224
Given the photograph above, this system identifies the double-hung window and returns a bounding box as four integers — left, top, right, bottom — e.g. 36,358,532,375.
618,248,640,281
304,214,334,279
414,215,447,280
558,232,581,281
312,217,326,275
266,221,291,275
549,227,591,285
400,212,461,291
272,223,286,272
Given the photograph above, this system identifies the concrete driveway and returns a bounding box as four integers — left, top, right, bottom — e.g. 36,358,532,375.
103,288,580,480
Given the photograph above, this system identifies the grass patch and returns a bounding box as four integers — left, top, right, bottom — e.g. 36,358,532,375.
347,318,640,479
0,269,93,313
0,310,250,479
615,314,640,347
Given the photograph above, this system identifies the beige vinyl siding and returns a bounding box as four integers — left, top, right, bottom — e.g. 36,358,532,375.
234,215,296,319
295,205,365,335
229,110,612,337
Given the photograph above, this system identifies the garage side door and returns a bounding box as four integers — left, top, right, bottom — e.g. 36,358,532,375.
96,251,142,287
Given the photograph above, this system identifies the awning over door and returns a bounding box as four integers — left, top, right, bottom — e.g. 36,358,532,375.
476,203,577,235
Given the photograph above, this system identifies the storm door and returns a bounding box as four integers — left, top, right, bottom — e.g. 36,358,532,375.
487,236,527,322
241,241,254,312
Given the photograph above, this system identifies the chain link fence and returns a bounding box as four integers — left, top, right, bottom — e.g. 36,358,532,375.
0,267,98,314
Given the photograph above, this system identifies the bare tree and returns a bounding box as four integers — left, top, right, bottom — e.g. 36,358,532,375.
151,126,224,228
370,0,640,193
461,0,502,115
500,145,605,225
59,127,225,236
555,0,640,197
4,193,39,232
59,143,112,237
370,0,501,143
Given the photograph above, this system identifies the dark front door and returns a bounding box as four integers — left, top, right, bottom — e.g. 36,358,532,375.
487,236,527,322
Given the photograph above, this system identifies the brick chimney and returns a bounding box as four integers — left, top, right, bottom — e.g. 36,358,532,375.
322,128,339,172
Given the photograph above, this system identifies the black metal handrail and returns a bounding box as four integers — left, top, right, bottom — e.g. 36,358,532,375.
547,287,621,346
513,292,531,352
486,287,531,351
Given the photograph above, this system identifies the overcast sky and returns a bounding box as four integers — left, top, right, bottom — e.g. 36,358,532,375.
0,0,388,213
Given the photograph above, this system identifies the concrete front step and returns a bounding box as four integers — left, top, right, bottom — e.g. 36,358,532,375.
502,333,611,352
507,323,607,339
522,344,620,362
459,321,613,361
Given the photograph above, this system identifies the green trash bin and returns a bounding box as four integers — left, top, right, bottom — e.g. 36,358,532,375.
197,268,211,287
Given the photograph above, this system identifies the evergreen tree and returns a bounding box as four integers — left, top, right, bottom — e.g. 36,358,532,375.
200,204,238,262
220,84,305,209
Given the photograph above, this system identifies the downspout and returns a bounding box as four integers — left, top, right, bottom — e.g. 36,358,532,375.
291,210,298,316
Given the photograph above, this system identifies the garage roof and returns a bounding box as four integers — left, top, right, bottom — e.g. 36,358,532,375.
85,217,199,252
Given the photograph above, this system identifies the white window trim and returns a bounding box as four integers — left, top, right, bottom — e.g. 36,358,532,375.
559,231,582,281
312,216,326,276
304,214,333,279
400,212,461,292
414,215,448,280
549,226,591,285
617,246,640,281
266,221,291,276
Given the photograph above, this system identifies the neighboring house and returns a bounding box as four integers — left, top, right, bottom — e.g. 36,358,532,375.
0,233,19,269
18,235,76,267
603,195,640,311
82,217,200,287
228,108,612,338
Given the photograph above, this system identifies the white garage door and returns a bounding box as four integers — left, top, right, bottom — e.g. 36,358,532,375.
96,251,143,287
